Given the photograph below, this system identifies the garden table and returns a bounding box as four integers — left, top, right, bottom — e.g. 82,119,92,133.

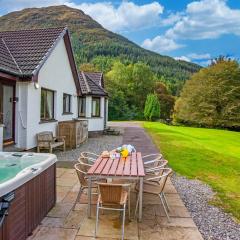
87,152,145,221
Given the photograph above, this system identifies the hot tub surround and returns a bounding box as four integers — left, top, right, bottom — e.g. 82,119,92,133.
0,125,3,151
0,153,57,240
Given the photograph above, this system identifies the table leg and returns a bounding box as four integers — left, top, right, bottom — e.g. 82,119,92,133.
88,176,92,218
139,177,143,222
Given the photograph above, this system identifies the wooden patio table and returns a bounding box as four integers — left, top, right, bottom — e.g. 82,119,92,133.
87,152,145,221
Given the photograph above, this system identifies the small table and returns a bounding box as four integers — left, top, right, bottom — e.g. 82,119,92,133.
87,152,145,221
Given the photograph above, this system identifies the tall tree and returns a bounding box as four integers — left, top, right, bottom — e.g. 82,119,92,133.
144,94,160,121
155,82,175,120
174,59,240,129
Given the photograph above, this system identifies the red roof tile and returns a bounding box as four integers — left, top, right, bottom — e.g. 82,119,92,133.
78,71,107,96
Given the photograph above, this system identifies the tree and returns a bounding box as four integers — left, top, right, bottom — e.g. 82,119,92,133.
79,63,99,72
144,94,160,121
106,61,156,120
155,82,175,120
174,59,240,130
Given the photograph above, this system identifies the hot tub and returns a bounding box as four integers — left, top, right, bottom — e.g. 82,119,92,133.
0,152,57,240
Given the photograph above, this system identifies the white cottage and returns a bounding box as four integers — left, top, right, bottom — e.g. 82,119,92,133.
0,27,108,150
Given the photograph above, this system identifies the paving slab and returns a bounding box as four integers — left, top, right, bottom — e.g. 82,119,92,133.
47,202,73,218
77,214,138,240
29,227,77,240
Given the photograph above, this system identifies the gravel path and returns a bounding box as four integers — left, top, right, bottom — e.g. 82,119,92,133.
171,174,240,240
56,134,123,161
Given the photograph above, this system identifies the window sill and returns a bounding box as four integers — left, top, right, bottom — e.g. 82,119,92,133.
62,112,73,115
39,119,58,124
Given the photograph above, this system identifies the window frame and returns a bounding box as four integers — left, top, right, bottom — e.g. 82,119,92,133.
63,93,72,114
92,97,101,117
78,97,86,118
40,88,55,121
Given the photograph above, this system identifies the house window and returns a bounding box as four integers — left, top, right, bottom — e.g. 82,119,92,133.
78,97,86,117
63,93,71,114
92,97,100,117
41,88,54,121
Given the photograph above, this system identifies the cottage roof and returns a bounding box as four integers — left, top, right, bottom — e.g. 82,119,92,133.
0,27,81,94
0,27,66,76
78,71,107,96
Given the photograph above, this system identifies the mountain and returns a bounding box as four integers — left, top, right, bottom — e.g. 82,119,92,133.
0,5,201,94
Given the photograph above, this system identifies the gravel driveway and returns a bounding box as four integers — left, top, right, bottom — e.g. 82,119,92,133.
56,134,123,162
172,174,240,240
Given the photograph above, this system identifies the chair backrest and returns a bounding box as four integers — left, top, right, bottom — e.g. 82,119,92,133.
37,132,54,142
154,159,167,168
154,159,168,173
147,168,172,193
98,183,123,204
78,156,93,169
74,163,88,187
81,152,99,163
37,132,54,147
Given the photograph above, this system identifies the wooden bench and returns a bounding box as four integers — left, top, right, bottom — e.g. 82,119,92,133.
37,131,65,153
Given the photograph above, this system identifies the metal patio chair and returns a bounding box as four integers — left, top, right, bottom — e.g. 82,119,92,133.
78,156,93,168
135,168,173,222
80,152,99,165
95,183,130,240
144,159,168,177
73,163,99,210
143,153,164,172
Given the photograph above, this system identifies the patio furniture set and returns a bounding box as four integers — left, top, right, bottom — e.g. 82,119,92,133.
74,151,173,240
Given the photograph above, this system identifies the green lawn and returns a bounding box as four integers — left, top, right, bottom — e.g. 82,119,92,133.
143,122,240,221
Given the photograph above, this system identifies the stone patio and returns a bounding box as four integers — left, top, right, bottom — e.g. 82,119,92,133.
27,122,204,240
27,167,203,240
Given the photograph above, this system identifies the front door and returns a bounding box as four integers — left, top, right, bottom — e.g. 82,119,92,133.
0,83,15,143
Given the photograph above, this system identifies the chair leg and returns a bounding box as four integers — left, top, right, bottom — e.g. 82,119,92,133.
95,202,100,238
159,194,170,223
73,187,83,210
134,193,139,219
122,204,126,240
128,187,131,220
162,192,170,212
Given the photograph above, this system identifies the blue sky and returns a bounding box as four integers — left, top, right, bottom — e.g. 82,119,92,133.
0,0,240,66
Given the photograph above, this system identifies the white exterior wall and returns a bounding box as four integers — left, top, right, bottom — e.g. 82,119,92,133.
79,96,105,132
15,38,78,149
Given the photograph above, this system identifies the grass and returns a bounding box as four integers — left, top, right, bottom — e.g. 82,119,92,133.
143,122,240,221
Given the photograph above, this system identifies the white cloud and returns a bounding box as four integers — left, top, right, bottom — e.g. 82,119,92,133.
161,12,183,26
142,35,184,53
187,53,211,60
174,52,212,65
174,56,191,62
67,1,164,32
142,0,240,54
166,0,240,40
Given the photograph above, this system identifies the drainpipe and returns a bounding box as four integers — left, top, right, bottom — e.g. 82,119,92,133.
0,124,3,151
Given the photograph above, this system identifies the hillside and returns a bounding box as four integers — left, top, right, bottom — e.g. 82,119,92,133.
0,5,201,93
